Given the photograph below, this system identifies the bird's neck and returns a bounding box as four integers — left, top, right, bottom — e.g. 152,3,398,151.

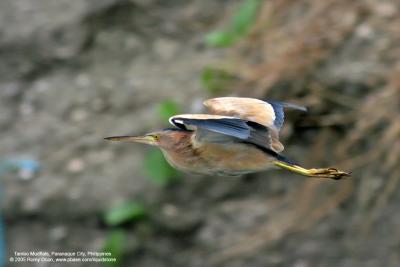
159,131,197,169
163,131,194,152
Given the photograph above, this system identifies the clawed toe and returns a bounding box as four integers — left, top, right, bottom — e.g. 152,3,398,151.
272,161,350,180
310,168,350,179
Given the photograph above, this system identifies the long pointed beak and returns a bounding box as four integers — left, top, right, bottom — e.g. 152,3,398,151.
104,135,156,145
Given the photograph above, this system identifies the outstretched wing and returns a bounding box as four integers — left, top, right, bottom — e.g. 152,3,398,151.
203,97,306,131
203,97,307,152
169,114,290,162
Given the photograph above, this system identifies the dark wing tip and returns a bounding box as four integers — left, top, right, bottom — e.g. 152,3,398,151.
265,100,307,112
264,100,307,129
281,102,308,112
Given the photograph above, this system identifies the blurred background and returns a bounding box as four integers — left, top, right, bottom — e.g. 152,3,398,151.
1,0,400,266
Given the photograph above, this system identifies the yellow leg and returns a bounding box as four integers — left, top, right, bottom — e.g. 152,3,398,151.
272,160,350,180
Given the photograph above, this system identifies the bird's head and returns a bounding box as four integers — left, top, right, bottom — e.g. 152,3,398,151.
105,128,190,150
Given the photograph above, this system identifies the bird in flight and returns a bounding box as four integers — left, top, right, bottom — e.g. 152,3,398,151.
105,97,349,179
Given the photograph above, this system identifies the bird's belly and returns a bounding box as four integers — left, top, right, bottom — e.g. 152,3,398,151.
203,143,276,175
163,143,275,176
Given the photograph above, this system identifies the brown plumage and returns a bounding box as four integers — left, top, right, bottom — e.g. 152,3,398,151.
105,97,349,179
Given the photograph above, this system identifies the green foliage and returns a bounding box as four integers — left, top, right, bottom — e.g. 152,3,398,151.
232,0,261,35
205,0,261,47
102,230,125,267
144,149,179,186
158,100,181,121
205,31,237,48
104,202,146,226
201,67,234,93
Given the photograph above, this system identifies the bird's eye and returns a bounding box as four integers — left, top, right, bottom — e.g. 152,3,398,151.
153,134,160,141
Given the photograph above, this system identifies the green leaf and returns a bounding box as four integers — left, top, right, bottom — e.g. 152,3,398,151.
204,31,236,47
204,0,261,47
158,100,180,121
144,149,179,186
201,67,234,93
102,230,125,267
232,0,261,35
104,202,146,226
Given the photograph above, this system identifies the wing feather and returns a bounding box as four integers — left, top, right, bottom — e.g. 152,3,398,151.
169,114,287,161
203,97,306,153
203,97,306,131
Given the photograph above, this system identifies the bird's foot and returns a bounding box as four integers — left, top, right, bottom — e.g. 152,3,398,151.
306,167,350,180
273,161,350,180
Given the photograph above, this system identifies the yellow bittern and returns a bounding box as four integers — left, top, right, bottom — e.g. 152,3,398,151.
105,97,349,179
